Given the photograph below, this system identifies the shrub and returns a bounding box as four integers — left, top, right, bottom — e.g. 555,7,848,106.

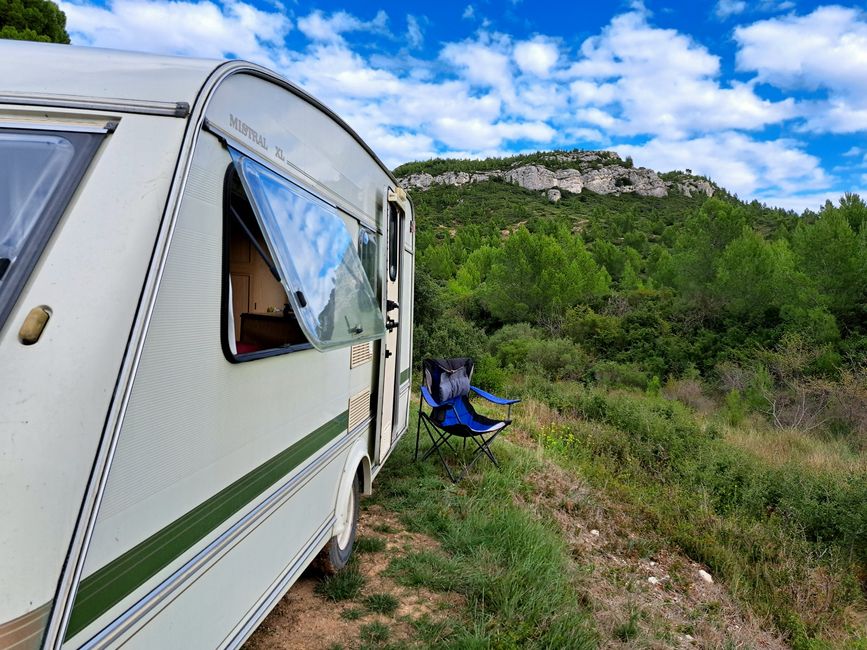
592,361,648,389
723,389,747,425
662,378,714,413
526,339,591,381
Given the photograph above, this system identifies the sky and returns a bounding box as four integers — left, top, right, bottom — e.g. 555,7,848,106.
57,0,867,212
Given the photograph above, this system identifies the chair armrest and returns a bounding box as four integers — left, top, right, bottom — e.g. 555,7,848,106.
470,386,520,405
421,386,445,408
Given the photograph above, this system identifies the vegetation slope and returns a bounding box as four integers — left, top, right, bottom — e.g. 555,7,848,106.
398,151,867,648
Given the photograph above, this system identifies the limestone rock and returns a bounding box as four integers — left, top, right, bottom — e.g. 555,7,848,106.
554,168,583,194
395,150,717,199
698,569,714,584
504,165,557,191
547,189,561,202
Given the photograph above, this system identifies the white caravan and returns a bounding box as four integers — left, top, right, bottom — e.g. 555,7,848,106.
0,41,415,649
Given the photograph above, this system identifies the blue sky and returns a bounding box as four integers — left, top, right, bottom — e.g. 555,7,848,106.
59,0,867,211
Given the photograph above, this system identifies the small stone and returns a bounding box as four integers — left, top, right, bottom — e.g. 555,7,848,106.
698,569,714,584
546,188,561,202
649,561,657,566
647,576,660,585
684,634,694,642
589,529,600,537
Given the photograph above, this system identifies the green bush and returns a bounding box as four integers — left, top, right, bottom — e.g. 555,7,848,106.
723,389,747,425
526,339,591,381
592,361,649,389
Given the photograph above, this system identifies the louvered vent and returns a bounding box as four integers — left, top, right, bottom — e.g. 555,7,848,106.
348,389,371,430
350,342,373,368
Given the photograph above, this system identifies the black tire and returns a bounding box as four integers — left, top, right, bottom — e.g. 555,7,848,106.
318,474,360,574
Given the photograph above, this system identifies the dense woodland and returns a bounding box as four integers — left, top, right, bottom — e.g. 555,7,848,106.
398,153,867,648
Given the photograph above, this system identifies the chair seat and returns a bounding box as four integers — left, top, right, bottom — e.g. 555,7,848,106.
444,419,509,435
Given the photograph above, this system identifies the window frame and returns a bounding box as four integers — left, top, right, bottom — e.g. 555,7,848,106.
220,164,313,364
0,127,105,333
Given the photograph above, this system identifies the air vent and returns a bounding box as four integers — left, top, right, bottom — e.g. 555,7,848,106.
348,389,371,430
350,342,373,368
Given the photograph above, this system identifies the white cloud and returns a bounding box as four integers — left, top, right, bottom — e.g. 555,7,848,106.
563,10,795,138
296,9,388,44
406,15,423,49
715,0,746,19
441,36,514,99
513,37,559,77
617,132,830,200
843,147,864,157
735,6,867,133
60,0,290,64
462,5,474,20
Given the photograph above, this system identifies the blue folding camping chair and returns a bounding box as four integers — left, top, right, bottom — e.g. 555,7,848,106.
415,357,520,482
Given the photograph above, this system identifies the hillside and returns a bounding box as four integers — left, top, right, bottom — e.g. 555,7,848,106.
397,151,867,648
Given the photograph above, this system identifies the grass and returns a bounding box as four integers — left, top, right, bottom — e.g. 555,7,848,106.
613,607,641,642
314,562,365,602
340,607,364,621
359,621,390,644
363,593,399,616
368,413,598,649
355,536,387,554
723,423,867,474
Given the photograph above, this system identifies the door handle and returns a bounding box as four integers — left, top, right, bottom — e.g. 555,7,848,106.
386,318,398,332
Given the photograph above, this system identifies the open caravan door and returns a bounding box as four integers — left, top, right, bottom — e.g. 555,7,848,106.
376,189,409,464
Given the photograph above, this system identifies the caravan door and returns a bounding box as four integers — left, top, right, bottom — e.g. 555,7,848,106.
377,199,404,463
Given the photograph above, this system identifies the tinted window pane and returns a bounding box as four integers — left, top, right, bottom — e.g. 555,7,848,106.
231,151,385,350
358,227,378,295
1,133,75,274
0,129,102,331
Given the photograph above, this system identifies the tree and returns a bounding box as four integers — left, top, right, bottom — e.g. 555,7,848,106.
672,198,746,312
483,227,609,324
792,205,865,317
1,0,70,43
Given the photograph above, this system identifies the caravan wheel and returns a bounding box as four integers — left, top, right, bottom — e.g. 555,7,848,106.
318,475,360,574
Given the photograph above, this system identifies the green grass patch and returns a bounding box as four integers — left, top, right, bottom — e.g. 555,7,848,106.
359,621,390,644
355,536,387,554
314,562,365,602
370,417,597,649
363,593,399,616
340,607,365,621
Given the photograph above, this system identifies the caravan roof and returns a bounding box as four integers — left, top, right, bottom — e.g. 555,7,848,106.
0,41,219,107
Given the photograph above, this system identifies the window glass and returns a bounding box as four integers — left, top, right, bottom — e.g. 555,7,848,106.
358,227,378,295
0,129,102,330
388,202,399,281
230,150,385,350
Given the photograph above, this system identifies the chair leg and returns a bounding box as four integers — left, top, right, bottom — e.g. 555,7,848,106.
414,394,424,461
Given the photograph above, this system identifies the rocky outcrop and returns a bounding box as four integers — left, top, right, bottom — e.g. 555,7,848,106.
397,151,714,200
677,178,715,198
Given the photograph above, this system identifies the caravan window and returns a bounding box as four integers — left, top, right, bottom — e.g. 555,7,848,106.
0,129,103,331
358,227,378,295
228,151,385,351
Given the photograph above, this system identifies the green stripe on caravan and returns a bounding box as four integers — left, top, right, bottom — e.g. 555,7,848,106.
400,368,410,384
66,412,348,640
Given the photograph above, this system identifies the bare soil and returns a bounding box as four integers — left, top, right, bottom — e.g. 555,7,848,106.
243,505,461,650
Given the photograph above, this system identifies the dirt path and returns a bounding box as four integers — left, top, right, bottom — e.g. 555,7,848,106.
243,506,461,650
